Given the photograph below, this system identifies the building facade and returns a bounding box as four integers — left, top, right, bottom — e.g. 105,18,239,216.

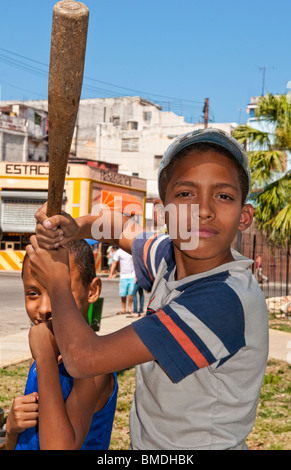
0,104,48,163
0,159,146,271
2,97,237,198
0,97,237,269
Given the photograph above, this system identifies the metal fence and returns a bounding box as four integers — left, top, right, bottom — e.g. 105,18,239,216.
234,228,291,302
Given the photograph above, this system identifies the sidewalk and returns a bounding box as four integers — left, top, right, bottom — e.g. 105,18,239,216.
0,315,291,368
0,314,139,368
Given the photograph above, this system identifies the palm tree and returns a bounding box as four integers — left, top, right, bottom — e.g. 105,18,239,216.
233,93,291,246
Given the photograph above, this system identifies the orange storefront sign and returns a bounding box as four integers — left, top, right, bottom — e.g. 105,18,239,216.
100,190,143,215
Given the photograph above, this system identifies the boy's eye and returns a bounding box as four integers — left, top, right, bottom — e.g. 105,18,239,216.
25,291,39,298
217,193,234,200
177,191,193,198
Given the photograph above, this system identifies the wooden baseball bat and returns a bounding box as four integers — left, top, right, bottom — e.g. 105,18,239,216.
47,0,89,217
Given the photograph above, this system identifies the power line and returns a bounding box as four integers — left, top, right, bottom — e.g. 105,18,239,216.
0,47,204,120
0,80,45,99
0,47,50,67
0,53,48,79
85,76,203,105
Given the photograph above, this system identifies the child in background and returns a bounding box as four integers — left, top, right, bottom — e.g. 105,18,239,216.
29,128,268,450
5,240,117,450
130,278,144,318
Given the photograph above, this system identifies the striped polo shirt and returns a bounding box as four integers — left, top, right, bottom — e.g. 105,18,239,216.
130,232,269,450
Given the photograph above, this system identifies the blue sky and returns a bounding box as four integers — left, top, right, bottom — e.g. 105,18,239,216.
0,0,290,124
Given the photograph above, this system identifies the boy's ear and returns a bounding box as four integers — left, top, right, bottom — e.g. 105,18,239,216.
88,277,102,304
238,204,254,232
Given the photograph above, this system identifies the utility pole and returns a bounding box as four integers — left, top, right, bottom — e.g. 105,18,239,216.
203,98,209,128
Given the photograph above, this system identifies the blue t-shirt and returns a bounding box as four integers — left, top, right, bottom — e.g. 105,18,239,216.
15,362,118,450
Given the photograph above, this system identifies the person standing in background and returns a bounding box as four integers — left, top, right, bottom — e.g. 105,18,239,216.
255,254,268,284
108,248,135,314
106,245,117,277
129,278,144,318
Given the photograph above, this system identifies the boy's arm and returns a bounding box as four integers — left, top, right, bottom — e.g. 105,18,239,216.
29,323,111,450
28,323,73,450
26,237,154,380
34,203,142,254
63,374,114,449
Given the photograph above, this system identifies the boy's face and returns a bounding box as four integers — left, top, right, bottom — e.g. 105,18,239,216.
163,149,253,277
22,256,91,325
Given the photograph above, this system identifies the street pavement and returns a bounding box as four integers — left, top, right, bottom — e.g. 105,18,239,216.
0,272,149,367
0,273,290,368
0,313,140,368
1,312,291,368
0,272,133,336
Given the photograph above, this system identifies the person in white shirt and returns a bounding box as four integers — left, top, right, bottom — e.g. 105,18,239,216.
108,248,135,314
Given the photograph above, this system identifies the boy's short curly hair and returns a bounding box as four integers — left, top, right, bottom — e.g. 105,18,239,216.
158,142,249,206
65,239,97,287
22,239,97,287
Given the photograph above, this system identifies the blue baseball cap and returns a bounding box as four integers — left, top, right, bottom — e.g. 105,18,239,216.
158,128,251,197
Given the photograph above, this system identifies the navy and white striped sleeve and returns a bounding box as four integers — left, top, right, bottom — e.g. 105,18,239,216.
131,232,173,291
132,276,246,383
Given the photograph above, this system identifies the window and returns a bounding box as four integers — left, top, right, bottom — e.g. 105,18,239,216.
154,155,163,169
34,113,41,125
143,111,151,121
112,116,120,126
127,121,138,130
122,138,139,152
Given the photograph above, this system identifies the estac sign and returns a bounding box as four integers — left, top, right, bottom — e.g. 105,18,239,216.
4,163,70,176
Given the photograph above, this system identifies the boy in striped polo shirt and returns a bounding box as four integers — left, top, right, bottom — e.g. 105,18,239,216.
29,128,268,450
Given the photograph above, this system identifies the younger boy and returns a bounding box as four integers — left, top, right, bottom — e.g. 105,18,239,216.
6,240,118,450
29,128,269,450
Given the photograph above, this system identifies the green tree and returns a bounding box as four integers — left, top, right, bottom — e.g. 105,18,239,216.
233,93,291,246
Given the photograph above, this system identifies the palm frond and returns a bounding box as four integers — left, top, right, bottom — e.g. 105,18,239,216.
238,93,291,245
249,150,284,186
255,93,291,122
275,123,291,150
256,94,291,150
255,93,279,121
271,202,291,243
233,124,270,147
252,173,291,244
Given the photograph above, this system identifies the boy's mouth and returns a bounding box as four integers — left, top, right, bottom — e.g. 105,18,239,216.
198,226,218,239
35,317,52,324
184,225,218,238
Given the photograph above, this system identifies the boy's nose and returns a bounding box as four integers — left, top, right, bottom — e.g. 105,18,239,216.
198,196,215,221
38,293,52,320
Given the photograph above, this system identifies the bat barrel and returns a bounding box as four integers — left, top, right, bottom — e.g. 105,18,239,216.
47,1,89,217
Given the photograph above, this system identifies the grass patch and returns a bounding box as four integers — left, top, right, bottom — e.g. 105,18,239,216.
269,313,291,333
0,359,290,450
0,361,30,416
246,359,291,450
109,368,135,450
